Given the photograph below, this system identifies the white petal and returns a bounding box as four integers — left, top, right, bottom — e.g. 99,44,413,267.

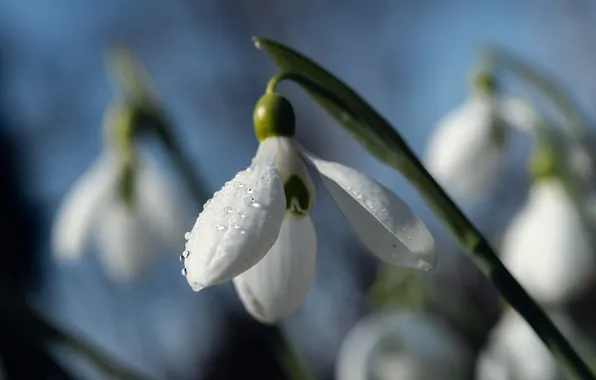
51,153,118,261
94,202,156,281
499,97,539,133
501,179,593,305
336,310,470,380
135,157,187,253
301,150,436,271
184,138,286,290
233,215,317,324
425,96,506,200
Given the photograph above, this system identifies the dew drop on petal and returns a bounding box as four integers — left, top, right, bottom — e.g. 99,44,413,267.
224,206,234,214
181,268,188,276
191,282,204,291
244,196,256,206
182,250,191,258
184,232,191,240
234,181,245,188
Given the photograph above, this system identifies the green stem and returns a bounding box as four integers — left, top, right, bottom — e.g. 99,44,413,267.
269,71,595,380
483,45,588,135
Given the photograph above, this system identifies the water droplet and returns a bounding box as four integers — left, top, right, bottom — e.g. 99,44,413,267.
245,187,254,195
191,282,204,291
234,181,245,188
182,250,191,258
356,194,364,200
224,206,234,214
233,223,241,229
244,196,256,206
261,175,271,184
213,223,228,231
181,268,188,276
239,230,246,234
251,202,261,208
179,255,185,262
184,232,191,240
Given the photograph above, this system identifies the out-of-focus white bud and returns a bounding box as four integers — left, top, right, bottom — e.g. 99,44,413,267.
502,178,593,305
336,309,470,380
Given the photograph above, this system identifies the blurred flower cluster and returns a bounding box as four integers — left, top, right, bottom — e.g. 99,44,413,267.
332,51,596,380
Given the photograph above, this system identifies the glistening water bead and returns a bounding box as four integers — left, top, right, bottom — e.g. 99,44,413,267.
184,232,191,240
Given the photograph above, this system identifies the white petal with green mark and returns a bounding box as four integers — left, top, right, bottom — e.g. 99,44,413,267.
233,215,317,323
301,149,436,271
184,138,286,290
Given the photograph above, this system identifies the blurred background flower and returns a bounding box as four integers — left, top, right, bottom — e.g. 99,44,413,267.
2,0,596,379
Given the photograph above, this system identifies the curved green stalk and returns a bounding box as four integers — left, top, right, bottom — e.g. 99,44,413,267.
255,37,595,380
482,45,588,135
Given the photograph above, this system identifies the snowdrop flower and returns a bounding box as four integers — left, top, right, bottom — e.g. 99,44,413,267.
501,178,593,305
425,73,534,200
336,309,470,380
476,310,580,380
182,93,437,323
52,105,185,281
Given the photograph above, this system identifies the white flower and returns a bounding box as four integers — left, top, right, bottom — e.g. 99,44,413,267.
52,150,185,281
425,94,529,200
182,134,437,323
501,178,593,305
476,310,580,380
335,309,470,380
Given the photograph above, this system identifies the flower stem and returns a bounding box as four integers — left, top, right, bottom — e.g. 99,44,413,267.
482,45,588,135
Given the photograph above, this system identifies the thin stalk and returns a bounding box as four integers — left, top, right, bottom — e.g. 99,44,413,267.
483,45,588,135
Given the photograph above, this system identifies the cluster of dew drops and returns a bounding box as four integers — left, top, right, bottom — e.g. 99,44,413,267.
179,159,276,278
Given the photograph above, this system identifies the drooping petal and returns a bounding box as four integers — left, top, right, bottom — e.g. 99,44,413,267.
135,156,187,253
184,138,286,290
425,96,507,200
233,215,317,324
301,150,436,271
94,202,156,281
336,310,470,380
51,153,118,261
501,179,593,305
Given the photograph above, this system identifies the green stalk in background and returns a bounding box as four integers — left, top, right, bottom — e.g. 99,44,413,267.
482,45,588,135
254,37,596,380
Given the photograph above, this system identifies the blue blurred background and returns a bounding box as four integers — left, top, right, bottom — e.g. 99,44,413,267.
2,0,596,379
